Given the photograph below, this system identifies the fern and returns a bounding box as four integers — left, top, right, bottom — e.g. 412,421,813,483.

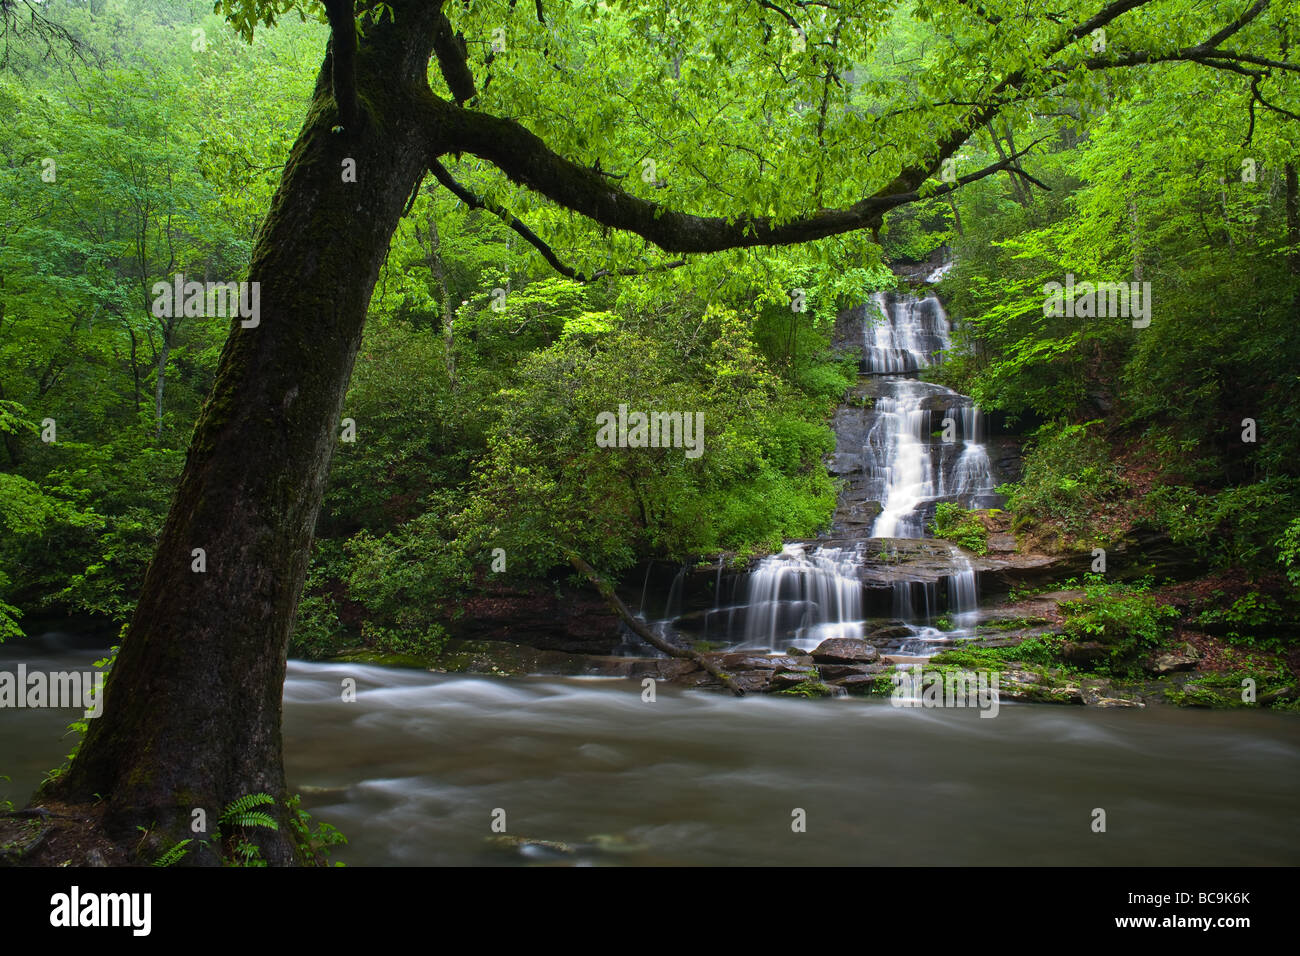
219,793,279,831
229,810,277,830
152,838,193,867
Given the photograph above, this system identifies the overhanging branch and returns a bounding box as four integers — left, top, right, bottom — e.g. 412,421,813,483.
432,7,476,105
422,0,1295,258
430,160,686,281
433,99,1046,254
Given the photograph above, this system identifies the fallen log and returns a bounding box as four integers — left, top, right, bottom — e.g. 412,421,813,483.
568,553,745,697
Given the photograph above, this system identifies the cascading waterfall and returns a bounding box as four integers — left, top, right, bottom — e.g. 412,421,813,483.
740,545,864,650
944,545,979,616
630,277,999,656
864,292,996,539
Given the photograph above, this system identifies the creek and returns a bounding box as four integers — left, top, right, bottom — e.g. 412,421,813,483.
2,634,1296,865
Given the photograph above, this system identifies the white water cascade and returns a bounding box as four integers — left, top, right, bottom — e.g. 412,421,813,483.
738,544,864,650
630,281,1000,656
863,292,996,538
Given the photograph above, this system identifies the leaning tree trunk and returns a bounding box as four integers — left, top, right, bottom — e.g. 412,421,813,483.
49,2,443,864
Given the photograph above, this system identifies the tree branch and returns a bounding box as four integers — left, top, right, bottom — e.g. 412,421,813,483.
430,161,685,281
568,554,746,697
432,7,476,105
1201,0,1270,50
423,0,1292,257
321,0,359,131
434,98,1044,253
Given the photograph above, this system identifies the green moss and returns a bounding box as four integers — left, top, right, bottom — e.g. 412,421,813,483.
777,678,834,698
930,503,989,555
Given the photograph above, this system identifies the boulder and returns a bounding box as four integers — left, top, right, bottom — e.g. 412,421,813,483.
1147,643,1200,675
810,638,879,664
1086,695,1146,708
773,662,816,677
996,669,1083,704
1060,641,1108,666
771,671,817,689
817,662,887,680
836,674,888,694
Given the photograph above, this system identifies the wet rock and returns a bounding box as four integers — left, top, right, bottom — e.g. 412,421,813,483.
1081,681,1147,707
486,835,574,859
668,609,711,632
1259,685,1299,705
1086,694,1146,708
810,638,879,664
1147,643,1200,675
997,670,1083,704
771,671,817,689
730,672,775,694
773,657,816,675
1060,641,1108,666
963,634,1028,649
675,668,725,688
866,624,914,643
817,662,888,680
836,674,888,694
655,659,703,680
717,652,790,671
770,673,837,696
881,654,930,667
986,532,1017,554
452,585,622,654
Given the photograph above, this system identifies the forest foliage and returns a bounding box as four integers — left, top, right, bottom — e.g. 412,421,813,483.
1,0,1298,655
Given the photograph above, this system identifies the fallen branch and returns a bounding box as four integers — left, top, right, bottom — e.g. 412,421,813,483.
0,807,59,819
568,553,745,696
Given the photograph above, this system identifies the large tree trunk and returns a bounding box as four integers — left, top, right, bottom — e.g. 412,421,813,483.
48,1,442,864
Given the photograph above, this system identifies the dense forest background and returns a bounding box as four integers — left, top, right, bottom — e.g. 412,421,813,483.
2,0,1298,666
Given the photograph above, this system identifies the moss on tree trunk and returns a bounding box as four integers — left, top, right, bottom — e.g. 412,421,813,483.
48,0,444,865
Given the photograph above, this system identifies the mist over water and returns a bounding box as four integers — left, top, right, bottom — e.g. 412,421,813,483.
4,634,1297,866
285,664,1299,866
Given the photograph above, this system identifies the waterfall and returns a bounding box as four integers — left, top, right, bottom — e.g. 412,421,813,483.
740,544,864,650
864,292,996,537
662,564,688,622
623,278,998,660
862,292,949,375
944,547,978,615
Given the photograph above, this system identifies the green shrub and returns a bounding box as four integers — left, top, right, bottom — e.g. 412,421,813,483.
1058,575,1179,674
929,502,989,554
1195,592,1292,653
997,420,1126,538
1278,517,1300,589
1150,479,1298,570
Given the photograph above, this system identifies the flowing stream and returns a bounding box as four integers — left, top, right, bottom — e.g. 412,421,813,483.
2,634,1297,866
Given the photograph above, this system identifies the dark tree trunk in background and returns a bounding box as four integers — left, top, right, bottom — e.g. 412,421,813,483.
1286,161,1299,314
50,1,443,864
